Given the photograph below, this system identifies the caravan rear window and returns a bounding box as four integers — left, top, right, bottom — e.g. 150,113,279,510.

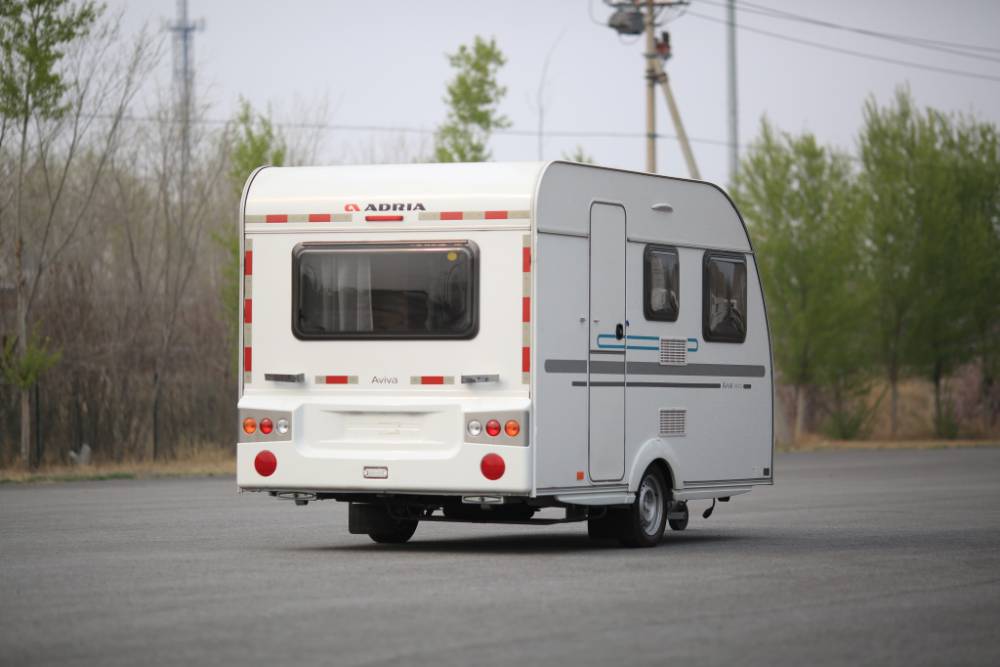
292,241,478,340
703,252,747,343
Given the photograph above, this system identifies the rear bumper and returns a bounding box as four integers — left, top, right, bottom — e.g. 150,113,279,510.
237,440,531,495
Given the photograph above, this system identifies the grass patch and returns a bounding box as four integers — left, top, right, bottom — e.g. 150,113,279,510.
778,438,999,453
0,450,234,484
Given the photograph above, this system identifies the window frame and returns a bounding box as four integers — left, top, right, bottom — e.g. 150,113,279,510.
642,244,680,323
702,250,748,344
291,240,480,341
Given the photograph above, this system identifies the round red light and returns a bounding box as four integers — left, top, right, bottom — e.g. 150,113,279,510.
480,453,505,480
504,420,520,437
485,419,501,437
242,418,257,434
254,450,277,477
259,418,273,435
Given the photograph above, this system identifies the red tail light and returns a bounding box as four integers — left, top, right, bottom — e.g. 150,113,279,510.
480,453,505,480
485,419,501,437
259,418,273,435
254,450,277,477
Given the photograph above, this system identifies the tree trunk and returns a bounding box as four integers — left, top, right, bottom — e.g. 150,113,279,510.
889,377,899,439
933,362,943,437
794,384,807,444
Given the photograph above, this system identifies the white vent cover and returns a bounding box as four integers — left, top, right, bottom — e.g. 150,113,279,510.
659,338,687,366
659,409,687,437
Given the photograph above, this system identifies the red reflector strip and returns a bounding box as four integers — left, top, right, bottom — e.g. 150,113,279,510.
440,211,463,220
522,247,531,272
265,214,287,223
522,297,530,323
420,376,445,385
308,213,331,222
243,347,252,372
522,347,530,373
244,250,252,275
325,375,349,384
485,210,508,220
365,215,404,222
244,299,252,324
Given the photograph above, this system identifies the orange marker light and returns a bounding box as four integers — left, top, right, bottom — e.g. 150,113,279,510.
504,420,520,437
242,418,257,434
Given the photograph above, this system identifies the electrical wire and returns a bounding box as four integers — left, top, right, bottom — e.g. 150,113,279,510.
697,0,1000,63
686,9,1000,83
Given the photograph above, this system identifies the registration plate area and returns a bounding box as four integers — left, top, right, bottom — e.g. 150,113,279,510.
298,405,461,459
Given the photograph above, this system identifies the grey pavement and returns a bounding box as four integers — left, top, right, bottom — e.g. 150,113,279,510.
2,447,999,666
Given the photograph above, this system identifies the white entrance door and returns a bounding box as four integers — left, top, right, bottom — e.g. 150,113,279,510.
589,203,626,482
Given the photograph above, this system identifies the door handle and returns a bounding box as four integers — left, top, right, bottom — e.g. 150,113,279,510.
615,323,624,340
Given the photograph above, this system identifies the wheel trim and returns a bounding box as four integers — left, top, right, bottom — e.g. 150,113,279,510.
638,475,664,537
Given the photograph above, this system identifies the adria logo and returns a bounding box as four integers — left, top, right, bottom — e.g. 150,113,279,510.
344,202,426,212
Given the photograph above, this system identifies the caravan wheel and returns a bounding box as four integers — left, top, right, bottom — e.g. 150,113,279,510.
368,519,418,544
619,467,667,548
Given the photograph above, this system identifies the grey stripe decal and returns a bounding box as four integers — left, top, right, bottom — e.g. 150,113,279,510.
544,359,766,378
589,349,625,356
683,477,771,487
572,381,720,389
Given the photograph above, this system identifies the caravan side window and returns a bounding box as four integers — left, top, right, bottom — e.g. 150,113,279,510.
643,245,679,322
292,241,478,340
702,252,747,343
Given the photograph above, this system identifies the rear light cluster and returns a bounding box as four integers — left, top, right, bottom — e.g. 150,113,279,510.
468,418,520,438
242,417,289,435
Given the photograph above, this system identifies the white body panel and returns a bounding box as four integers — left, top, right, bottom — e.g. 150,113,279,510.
237,161,773,503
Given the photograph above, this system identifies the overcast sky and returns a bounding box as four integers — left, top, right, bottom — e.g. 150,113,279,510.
109,0,1000,187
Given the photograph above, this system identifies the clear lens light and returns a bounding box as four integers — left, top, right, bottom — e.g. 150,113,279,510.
276,419,289,435
467,420,482,436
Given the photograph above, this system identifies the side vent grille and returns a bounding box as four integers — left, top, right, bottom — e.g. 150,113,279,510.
659,409,686,437
659,337,687,366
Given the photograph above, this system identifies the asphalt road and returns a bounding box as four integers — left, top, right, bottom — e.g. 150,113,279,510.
2,448,1000,667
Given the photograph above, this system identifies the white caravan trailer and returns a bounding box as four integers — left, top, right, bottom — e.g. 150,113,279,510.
237,161,773,547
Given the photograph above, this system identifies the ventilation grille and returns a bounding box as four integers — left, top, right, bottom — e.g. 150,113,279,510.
659,337,687,366
659,409,687,437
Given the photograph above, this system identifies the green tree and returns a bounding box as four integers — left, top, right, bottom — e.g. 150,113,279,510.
857,89,993,436
219,99,286,361
733,119,869,441
1,0,99,464
562,145,595,164
434,36,510,163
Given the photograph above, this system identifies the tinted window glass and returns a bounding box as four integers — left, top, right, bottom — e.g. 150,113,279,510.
644,245,679,322
293,242,477,339
703,252,747,343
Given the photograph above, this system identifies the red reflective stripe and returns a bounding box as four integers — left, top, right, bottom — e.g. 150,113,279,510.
244,250,252,275
522,347,530,373
243,347,252,372
325,375,349,384
485,210,508,219
522,247,531,272
244,299,252,324
366,215,403,222
308,213,331,222
421,376,444,385
265,214,287,223
440,211,463,220
522,297,530,322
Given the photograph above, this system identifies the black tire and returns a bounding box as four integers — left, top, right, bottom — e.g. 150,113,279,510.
668,501,689,531
368,519,418,544
619,466,668,548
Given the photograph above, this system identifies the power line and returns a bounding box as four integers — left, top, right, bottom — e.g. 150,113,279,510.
686,10,1000,83
731,0,1000,57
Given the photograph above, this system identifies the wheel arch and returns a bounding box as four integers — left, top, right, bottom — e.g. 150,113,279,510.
628,438,682,494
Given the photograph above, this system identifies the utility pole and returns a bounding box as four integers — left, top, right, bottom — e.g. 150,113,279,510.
644,0,657,173
726,0,738,184
606,0,697,177
167,0,203,193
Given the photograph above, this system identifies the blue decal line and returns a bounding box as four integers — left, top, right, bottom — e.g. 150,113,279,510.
595,333,659,351
687,337,699,352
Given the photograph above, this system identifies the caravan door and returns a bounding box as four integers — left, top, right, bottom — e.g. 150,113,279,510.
588,203,626,482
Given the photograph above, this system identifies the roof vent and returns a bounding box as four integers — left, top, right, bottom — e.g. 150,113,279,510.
659,337,687,366
659,409,686,437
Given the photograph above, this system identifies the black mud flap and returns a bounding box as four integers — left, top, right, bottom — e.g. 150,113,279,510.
348,503,397,534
